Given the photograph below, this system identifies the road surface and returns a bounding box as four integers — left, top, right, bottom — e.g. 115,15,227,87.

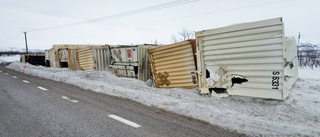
0,66,241,137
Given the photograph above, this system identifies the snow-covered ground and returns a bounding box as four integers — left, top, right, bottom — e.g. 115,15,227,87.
0,55,20,62
2,60,320,136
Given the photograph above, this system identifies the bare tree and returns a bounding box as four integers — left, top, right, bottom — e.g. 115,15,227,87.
179,28,194,40
171,34,178,43
171,28,194,43
298,43,320,69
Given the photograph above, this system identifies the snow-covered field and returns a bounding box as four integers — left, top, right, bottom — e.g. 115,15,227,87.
2,60,320,136
0,55,20,62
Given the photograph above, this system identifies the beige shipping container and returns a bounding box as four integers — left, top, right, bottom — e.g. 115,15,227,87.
77,45,111,71
195,17,298,100
148,40,198,89
52,44,92,68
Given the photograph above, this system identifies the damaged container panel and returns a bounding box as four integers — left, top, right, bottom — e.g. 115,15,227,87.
196,17,298,99
67,48,80,71
52,44,92,68
58,48,68,62
58,48,68,68
109,44,156,81
110,65,136,78
77,45,111,71
148,40,198,89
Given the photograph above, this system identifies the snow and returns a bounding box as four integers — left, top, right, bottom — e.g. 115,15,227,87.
299,67,320,79
4,61,320,136
0,55,20,62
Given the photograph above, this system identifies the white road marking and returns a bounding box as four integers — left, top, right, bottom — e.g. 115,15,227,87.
61,96,79,103
22,80,30,83
5,73,8,75
0,70,2,72
108,114,141,128
12,76,17,78
37,87,48,91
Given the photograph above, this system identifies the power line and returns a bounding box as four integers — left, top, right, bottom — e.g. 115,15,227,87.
22,0,295,38
28,0,200,32
141,0,295,24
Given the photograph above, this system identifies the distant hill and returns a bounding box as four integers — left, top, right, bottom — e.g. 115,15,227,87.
0,47,44,55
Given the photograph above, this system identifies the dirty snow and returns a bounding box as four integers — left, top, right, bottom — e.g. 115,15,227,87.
4,61,320,136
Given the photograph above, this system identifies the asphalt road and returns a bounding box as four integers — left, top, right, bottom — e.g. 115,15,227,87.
0,66,241,137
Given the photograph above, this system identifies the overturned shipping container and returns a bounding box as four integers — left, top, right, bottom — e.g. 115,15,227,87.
196,17,298,100
20,54,46,66
77,45,111,71
148,40,198,89
109,44,156,82
52,44,92,68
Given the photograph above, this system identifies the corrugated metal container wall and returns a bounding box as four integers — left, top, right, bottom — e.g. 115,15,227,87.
196,17,298,100
77,45,111,71
48,48,56,68
92,45,111,71
68,48,79,71
77,47,94,71
137,45,154,82
149,40,198,89
52,44,92,68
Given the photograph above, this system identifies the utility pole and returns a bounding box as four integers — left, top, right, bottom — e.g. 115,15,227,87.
23,31,28,54
298,32,301,46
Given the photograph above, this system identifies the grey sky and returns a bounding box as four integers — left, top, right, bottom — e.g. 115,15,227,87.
0,0,319,49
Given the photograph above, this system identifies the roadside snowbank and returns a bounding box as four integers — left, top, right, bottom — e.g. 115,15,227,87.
6,62,320,136
0,59,5,64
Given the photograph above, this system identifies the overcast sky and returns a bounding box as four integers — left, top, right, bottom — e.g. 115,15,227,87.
0,0,319,50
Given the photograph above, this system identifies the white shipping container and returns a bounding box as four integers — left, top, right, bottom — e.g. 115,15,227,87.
196,17,298,100
110,45,139,66
109,44,156,81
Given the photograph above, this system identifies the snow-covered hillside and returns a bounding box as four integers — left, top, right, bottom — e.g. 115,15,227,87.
3,61,320,136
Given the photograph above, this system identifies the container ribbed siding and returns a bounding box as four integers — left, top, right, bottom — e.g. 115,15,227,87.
148,40,198,89
67,48,80,71
196,17,298,100
48,48,56,67
77,45,111,71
